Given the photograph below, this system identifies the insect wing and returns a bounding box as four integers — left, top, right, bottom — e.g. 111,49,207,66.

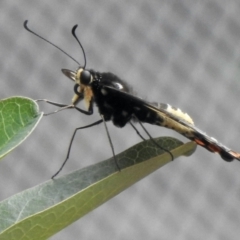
184,124,240,162
99,86,240,162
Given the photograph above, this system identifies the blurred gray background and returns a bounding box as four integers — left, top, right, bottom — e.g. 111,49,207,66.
1,0,240,239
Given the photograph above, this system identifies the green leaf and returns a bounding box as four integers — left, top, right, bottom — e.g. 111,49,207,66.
0,137,196,240
0,97,42,159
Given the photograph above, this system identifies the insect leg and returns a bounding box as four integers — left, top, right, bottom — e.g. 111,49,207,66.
129,121,146,141
137,120,174,160
73,97,93,115
36,99,74,115
51,119,103,179
100,114,121,171
36,99,93,115
36,99,69,107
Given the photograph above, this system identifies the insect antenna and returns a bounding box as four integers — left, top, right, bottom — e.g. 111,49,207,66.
71,25,87,69
23,20,80,65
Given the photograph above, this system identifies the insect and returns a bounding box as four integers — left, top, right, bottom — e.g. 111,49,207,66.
24,21,240,177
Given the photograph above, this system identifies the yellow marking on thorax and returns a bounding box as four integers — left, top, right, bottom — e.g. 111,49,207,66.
84,86,93,109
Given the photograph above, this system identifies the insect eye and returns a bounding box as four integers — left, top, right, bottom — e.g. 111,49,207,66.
81,70,92,85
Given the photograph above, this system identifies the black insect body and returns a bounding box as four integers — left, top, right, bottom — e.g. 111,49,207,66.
70,69,160,127
24,21,240,177
64,65,240,162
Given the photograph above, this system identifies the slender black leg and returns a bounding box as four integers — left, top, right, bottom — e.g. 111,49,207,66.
137,120,174,160
36,99,69,107
129,121,146,141
51,119,103,179
36,99,93,115
100,115,121,171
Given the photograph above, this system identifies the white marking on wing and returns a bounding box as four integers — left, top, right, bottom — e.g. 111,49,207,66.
153,102,194,125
